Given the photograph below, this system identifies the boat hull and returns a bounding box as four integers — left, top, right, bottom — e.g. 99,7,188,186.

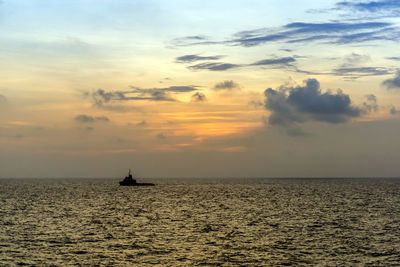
119,182,155,186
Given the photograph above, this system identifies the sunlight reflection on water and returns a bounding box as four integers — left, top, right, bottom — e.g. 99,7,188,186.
1,178,400,265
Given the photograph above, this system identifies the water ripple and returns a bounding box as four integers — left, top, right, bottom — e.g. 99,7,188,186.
1,178,400,265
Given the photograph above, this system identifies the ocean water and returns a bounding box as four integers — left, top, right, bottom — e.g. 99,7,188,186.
1,178,400,266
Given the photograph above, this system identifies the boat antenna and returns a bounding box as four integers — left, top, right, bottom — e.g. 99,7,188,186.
129,169,131,176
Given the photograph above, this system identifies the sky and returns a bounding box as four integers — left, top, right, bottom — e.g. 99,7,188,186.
1,0,400,178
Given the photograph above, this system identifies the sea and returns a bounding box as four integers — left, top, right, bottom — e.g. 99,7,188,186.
1,178,399,266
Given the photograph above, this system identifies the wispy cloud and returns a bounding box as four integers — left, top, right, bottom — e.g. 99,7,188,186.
336,0,400,16
75,114,110,123
387,56,400,61
188,62,240,71
187,56,297,72
170,35,218,47
362,94,378,113
333,67,390,77
191,92,207,102
174,21,398,48
232,22,397,46
341,53,370,67
382,70,400,89
90,85,199,106
264,78,366,135
250,57,296,66
176,54,223,63
214,80,240,90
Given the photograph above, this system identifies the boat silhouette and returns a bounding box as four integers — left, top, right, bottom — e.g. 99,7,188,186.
119,169,155,186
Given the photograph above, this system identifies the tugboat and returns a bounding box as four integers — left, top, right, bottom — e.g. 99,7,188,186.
119,169,155,186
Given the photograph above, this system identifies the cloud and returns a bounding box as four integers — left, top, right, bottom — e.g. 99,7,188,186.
95,116,110,122
170,35,219,47
176,54,223,63
186,56,297,72
90,85,199,106
155,86,198,93
176,21,398,48
333,67,390,77
91,89,117,106
387,57,400,61
191,92,207,102
74,114,110,123
264,79,363,135
180,36,207,41
362,94,378,113
382,70,400,89
336,0,400,16
214,80,240,90
250,56,296,66
341,53,370,67
188,62,240,71
233,22,398,46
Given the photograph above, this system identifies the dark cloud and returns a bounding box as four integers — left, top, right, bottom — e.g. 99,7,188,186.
382,70,400,89
234,22,397,46
156,86,198,93
74,114,110,123
171,35,218,47
191,92,207,102
141,90,176,101
128,86,198,101
188,62,240,71
175,21,398,48
284,56,390,78
176,54,223,63
214,80,240,90
91,89,117,106
250,57,296,67
95,116,110,122
185,57,297,72
182,36,206,40
333,67,390,77
336,0,400,15
386,56,400,61
264,79,363,135
75,115,95,123
90,85,198,106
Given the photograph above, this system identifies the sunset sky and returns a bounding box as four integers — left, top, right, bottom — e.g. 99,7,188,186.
1,0,400,178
